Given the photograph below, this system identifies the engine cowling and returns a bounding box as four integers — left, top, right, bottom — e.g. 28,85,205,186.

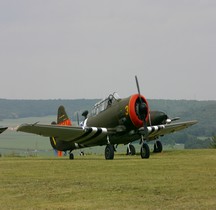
128,94,149,128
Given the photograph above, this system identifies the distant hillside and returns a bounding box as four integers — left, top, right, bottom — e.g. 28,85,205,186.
148,99,216,137
1,98,216,147
0,99,99,120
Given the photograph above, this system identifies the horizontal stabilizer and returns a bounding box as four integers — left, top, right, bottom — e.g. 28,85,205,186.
0,127,8,134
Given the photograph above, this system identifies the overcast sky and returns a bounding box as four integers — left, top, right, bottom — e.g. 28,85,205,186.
0,0,215,100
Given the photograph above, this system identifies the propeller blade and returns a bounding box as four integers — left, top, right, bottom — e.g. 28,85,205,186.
135,75,142,102
135,75,140,95
143,119,148,138
135,75,149,138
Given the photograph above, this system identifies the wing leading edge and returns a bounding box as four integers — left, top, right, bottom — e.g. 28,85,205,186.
146,120,198,140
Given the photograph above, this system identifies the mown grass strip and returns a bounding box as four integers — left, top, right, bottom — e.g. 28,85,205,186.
0,150,216,210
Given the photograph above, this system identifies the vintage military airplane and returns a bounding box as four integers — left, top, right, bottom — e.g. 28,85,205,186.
0,127,7,134
17,76,197,160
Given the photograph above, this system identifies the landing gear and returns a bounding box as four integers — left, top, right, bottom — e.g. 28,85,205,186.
153,140,163,153
69,152,74,160
126,144,136,155
105,144,114,160
140,142,150,159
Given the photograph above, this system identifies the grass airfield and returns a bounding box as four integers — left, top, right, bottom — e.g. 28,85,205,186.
0,149,215,210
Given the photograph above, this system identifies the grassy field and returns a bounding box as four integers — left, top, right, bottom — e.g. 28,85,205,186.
0,149,215,210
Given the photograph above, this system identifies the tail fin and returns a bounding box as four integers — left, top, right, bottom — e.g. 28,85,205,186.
50,106,72,157
57,105,72,126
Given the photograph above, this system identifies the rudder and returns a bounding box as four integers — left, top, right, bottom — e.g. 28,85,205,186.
57,105,72,126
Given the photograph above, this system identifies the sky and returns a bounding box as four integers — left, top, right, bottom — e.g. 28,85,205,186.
0,0,215,100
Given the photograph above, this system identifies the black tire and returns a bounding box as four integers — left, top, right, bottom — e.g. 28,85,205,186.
69,153,74,160
105,144,114,160
140,143,150,159
153,141,163,153
126,144,136,155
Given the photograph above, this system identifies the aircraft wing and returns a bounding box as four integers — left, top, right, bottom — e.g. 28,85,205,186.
17,123,109,143
146,120,198,140
17,120,197,145
0,127,8,134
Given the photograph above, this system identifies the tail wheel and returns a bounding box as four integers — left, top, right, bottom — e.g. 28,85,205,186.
105,144,114,160
140,143,150,159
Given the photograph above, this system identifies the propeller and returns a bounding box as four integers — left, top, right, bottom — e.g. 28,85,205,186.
135,76,149,138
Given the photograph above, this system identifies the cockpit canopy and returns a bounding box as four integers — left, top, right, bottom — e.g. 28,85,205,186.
90,92,121,116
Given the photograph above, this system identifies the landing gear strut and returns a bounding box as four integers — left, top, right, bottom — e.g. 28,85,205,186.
126,143,136,155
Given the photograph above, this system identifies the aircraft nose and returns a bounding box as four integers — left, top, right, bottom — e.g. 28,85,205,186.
137,102,148,121
128,94,149,129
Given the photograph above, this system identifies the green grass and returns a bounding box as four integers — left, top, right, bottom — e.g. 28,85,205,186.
0,149,216,210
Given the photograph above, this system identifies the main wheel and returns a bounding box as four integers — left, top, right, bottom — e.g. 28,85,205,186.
140,143,150,159
126,144,136,155
105,144,114,160
153,140,163,153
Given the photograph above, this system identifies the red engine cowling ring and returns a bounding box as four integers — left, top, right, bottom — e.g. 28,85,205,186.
128,94,149,128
